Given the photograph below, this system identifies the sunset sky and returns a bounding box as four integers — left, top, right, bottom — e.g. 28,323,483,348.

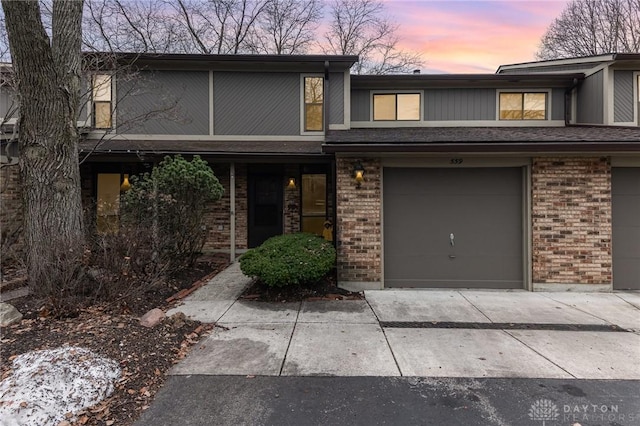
384,0,571,73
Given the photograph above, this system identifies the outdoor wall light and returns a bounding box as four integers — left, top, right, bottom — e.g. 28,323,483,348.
354,161,365,188
287,177,297,190
120,174,131,192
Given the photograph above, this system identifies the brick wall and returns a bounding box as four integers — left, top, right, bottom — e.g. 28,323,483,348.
0,163,22,244
202,163,248,252
335,157,381,286
203,163,231,252
283,164,300,235
532,157,612,285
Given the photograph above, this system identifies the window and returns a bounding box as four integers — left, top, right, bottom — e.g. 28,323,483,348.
92,74,112,128
373,93,420,121
301,174,327,236
304,76,323,131
499,92,546,120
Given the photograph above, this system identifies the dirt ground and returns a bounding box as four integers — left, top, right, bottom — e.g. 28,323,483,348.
0,254,229,426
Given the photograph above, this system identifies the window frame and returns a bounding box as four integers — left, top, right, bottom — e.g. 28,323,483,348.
497,90,550,121
370,90,423,122
300,74,325,134
91,74,113,129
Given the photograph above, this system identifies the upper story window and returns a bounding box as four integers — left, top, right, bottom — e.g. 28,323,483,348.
499,92,546,120
373,93,420,121
92,74,112,129
304,76,323,132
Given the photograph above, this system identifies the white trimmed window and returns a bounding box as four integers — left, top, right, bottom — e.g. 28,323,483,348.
373,93,420,121
92,74,112,129
303,76,323,132
499,92,547,120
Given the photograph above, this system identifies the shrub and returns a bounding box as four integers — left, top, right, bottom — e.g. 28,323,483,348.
88,221,169,303
121,155,224,271
240,233,336,287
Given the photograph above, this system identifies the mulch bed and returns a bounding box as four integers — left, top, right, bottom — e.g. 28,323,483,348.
0,253,229,426
240,270,363,303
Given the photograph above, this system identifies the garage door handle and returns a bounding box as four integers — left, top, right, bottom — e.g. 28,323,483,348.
449,233,455,247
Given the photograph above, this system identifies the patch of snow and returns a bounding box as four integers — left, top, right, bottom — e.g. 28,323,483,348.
0,346,121,426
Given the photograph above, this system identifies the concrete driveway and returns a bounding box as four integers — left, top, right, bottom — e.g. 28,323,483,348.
166,264,640,380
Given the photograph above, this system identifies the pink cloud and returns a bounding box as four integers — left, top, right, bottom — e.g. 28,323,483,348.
383,0,571,73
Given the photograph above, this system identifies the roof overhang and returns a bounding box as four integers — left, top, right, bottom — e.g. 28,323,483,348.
497,53,640,73
323,126,640,154
82,52,359,72
79,138,330,160
351,73,584,89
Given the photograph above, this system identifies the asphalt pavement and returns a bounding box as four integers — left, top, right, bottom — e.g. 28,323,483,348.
136,376,640,425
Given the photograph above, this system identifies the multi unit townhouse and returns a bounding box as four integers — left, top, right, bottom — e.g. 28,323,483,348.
1,53,639,292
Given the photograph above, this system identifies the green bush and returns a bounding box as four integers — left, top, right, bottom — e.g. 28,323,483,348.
121,155,224,270
240,233,336,287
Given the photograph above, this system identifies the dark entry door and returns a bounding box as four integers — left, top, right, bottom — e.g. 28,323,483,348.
383,167,523,289
249,174,283,248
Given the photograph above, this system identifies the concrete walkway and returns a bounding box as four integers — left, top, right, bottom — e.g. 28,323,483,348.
166,265,640,380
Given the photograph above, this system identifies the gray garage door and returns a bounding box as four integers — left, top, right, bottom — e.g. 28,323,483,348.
383,167,523,288
612,167,640,290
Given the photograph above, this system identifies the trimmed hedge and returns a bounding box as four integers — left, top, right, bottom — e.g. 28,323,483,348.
239,233,336,287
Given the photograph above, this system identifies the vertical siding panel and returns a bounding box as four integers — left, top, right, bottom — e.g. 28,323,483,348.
464,89,471,120
425,90,433,120
577,70,604,124
422,90,428,121
214,72,299,135
435,90,443,120
117,70,209,135
614,70,634,123
329,72,344,125
350,89,370,121
425,89,496,121
449,89,456,119
552,88,565,121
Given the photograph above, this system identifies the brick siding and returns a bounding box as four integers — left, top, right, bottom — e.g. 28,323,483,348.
283,164,301,235
531,157,612,285
202,163,248,252
335,157,381,285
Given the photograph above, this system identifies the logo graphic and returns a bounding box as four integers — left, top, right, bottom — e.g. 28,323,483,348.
529,399,559,425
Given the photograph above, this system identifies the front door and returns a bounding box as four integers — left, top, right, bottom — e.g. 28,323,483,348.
248,173,283,247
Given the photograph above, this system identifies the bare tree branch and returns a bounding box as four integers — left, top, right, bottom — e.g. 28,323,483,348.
322,0,422,74
537,0,640,60
249,0,322,54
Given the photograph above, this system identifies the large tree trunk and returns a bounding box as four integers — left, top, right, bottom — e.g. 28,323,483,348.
2,0,85,292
